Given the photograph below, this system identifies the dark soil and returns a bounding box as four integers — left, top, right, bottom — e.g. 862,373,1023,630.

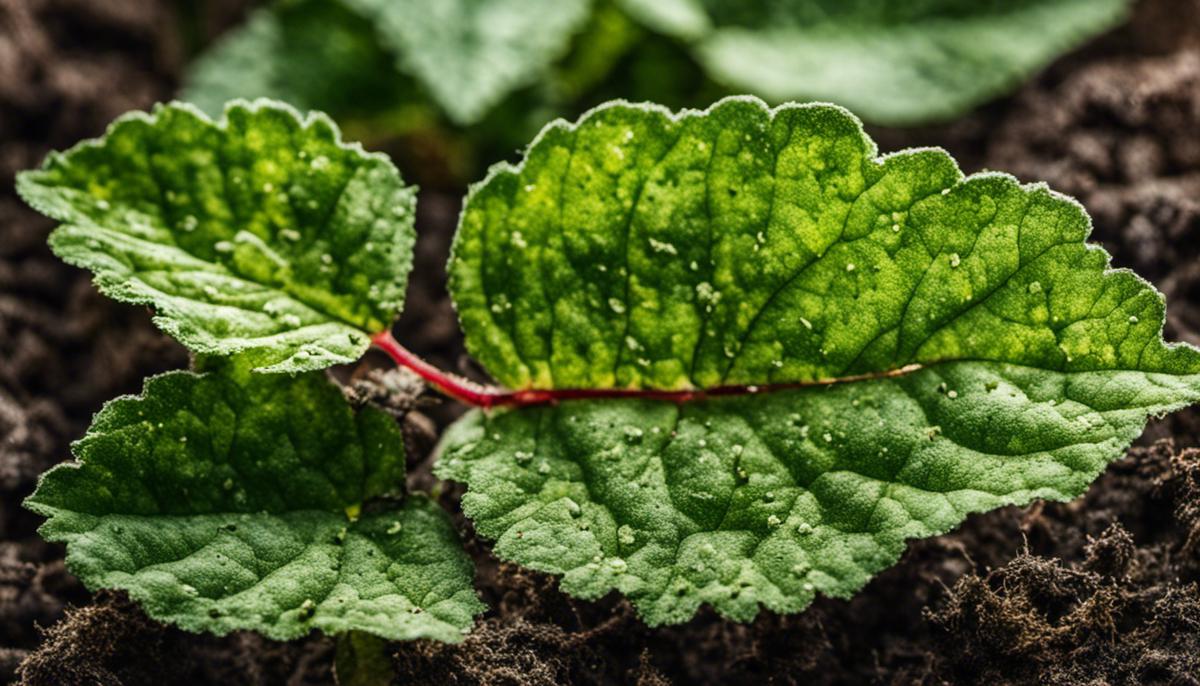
3,0,1200,684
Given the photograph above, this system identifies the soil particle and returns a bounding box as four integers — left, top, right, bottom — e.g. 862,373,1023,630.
16,591,334,686
17,591,191,686
391,553,657,684
926,444,1200,686
394,618,614,686
929,517,1200,685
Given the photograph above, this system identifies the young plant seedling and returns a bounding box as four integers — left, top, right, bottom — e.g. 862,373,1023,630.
17,101,481,646
25,357,482,642
19,98,1200,641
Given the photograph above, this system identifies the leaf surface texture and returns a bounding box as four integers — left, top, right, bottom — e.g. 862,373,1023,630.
27,362,483,641
440,98,1200,625
18,100,415,373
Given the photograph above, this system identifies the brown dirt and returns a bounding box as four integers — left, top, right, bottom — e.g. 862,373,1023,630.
4,0,1200,684
926,445,1200,686
16,590,334,685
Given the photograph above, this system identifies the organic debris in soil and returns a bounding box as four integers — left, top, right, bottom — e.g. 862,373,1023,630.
927,448,1200,685
394,618,616,686
16,591,334,686
17,591,192,686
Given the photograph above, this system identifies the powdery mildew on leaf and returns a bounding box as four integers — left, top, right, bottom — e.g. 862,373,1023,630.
438,97,1200,625
17,99,416,373
26,361,483,642
619,0,1130,125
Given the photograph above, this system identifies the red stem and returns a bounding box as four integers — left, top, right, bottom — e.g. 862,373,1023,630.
371,330,923,409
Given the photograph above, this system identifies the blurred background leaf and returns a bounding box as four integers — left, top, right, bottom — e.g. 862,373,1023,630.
181,0,1132,184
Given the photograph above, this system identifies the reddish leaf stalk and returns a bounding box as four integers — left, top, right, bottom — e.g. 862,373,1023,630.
372,330,925,409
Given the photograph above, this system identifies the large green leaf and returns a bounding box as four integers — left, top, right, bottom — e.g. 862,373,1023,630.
345,0,592,125
26,362,483,642
438,97,1200,625
619,0,1130,125
17,100,415,373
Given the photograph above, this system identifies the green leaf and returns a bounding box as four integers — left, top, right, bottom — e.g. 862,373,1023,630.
17,99,415,373
548,3,645,104
438,97,1200,625
26,361,483,642
619,0,1130,125
344,0,592,125
617,0,710,41
182,0,418,121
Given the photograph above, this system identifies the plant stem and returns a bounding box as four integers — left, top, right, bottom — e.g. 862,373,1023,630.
371,330,925,409
370,330,524,408
334,631,393,686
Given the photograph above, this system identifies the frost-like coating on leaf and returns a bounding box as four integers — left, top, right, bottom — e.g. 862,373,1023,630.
440,97,1200,625
344,0,591,124
619,0,1129,125
17,100,416,373
26,362,482,642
